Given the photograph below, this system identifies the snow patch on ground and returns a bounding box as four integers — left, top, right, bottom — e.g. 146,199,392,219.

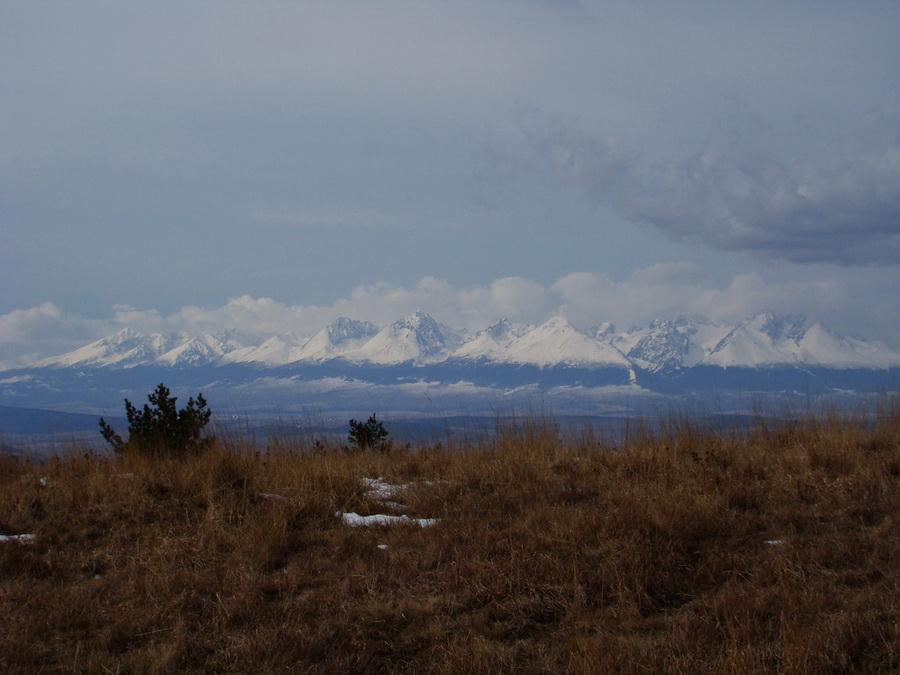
0,534,35,544
361,476,401,500
335,476,441,530
337,512,438,528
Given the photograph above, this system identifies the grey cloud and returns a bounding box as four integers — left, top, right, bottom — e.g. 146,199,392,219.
632,145,900,264
505,113,900,265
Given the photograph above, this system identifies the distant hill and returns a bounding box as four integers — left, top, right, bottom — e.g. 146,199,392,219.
0,405,111,435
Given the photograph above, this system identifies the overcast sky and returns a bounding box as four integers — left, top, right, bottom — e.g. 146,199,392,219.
2,1,899,365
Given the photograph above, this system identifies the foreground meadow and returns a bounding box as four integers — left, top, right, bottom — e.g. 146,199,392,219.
2,408,899,673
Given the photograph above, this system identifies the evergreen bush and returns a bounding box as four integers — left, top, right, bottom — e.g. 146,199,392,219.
99,383,213,455
347,414,391,452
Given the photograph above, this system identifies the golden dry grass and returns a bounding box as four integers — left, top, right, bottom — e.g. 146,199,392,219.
1,403,899,673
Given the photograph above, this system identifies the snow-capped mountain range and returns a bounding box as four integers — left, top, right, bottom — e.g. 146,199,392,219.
3,310,897,424
19,311,900,373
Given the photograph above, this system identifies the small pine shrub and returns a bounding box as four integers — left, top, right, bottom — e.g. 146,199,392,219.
99,382,213,456
347,414,391,452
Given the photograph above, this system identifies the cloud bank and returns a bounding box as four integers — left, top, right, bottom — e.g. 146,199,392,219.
493,109,900,266
3,266,897,367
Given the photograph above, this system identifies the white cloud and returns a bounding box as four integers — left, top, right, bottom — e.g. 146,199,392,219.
0,303,109,368
552,266,709,330
457,277,555,328
335,278,461,327
550,268,871,337
173,296,323,337
688,275,847,325
0,303,63,342
111,305,163,332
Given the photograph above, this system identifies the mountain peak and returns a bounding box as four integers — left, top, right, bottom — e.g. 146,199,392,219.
349,311,459,364
593,322,617,341
109,326,140,341
746,313,807,343
627,319,690,373
705,312,812,367
486,318,513,336
326,317,378,345
395,310,438,329
538,316,574,331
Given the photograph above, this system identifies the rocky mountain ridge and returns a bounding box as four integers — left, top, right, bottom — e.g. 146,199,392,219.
17,311,900,373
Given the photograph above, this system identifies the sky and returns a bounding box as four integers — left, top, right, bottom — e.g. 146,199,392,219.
2,0,899,366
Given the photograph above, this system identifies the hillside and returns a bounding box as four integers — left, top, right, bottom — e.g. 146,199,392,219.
2,407,899,672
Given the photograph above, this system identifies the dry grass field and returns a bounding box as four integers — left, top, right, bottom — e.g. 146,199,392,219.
2,402,899,673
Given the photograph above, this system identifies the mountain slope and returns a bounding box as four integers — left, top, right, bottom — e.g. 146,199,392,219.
222,333,310,366
33,329,187,368
450,319,531,361
156,333,246,367
349,311,465,365
292,318,379,362
501,317,633,370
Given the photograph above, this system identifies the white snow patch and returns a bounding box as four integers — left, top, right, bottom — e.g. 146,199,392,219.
0,534,36,544
335,476,440,528
336,512,438,528
19,475,50,486
362,476,408,502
